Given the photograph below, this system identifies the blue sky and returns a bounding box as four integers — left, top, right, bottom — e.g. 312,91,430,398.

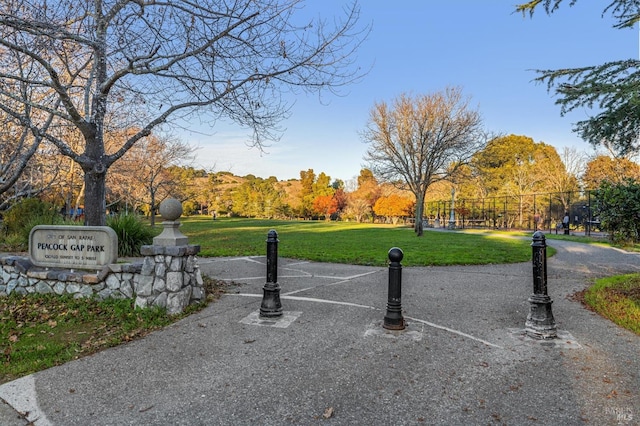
182,1,637,183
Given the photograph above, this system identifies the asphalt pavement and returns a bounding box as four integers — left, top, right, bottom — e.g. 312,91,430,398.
1,235,639,425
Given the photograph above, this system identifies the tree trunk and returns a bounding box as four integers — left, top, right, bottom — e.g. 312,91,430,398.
414,192,425,236
83,166,107,226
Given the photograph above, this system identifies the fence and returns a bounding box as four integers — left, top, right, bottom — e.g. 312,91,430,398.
424,191,601,235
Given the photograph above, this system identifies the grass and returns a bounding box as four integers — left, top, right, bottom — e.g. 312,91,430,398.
0,277,230,385
181,216,542,266
456,227,636,248
582,274,640,335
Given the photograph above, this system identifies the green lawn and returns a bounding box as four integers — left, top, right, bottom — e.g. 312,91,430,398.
0,277,226,384
583,274,640,335
179,216,541,266
0,294,183,383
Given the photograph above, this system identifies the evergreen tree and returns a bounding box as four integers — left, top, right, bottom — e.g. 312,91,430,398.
517,1,640,156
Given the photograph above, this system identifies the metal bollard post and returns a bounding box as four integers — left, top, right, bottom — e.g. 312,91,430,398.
383,247,406,330
260,229,283,318
525,231,557,339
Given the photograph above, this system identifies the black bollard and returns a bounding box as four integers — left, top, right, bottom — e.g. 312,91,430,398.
383,247,406,330
260,229,283,318
525,231,557,339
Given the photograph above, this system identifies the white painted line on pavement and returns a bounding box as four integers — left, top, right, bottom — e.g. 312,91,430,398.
227,293,503,348
221,268,378,284
221,273,312,282
281,270,380,295
405,316,504,349
0,375,52,425
282,295,379,310
314,269,382,284
230,293,377,310
282,287,314,296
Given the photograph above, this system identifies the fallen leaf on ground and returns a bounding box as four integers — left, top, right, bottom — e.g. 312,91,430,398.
323,407,334,419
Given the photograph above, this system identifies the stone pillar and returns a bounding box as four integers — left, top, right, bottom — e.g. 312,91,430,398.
135,198,204,314
448,187,456,229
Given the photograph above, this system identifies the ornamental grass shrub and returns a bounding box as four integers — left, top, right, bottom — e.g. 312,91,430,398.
107,214,155,257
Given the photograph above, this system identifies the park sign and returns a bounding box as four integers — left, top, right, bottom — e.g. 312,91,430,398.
29,225,118,270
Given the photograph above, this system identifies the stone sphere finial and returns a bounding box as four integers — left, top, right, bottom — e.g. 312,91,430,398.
159,198,183,221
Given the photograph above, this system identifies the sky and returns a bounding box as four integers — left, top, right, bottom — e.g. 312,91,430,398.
179,1,638,183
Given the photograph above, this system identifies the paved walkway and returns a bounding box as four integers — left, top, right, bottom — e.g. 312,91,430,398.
1,237,639,425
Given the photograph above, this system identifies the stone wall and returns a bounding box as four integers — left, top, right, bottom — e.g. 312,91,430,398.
0,244,205,315
135,244,204,314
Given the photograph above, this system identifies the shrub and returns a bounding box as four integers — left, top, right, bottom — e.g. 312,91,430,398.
593,179,640,244
0,232,28,252
107,214,156,257
2,198,63,247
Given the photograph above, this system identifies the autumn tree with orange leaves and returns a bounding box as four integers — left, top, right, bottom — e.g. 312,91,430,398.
312,195,339,220
373,195,414,224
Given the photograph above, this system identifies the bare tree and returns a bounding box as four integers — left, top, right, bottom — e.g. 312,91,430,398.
0,93,53,200
545,146,583,211
0,151,59,210
363,88,486,236
505,157,541,228
0,0,367,225
111,133,195,226
0,116,62,210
